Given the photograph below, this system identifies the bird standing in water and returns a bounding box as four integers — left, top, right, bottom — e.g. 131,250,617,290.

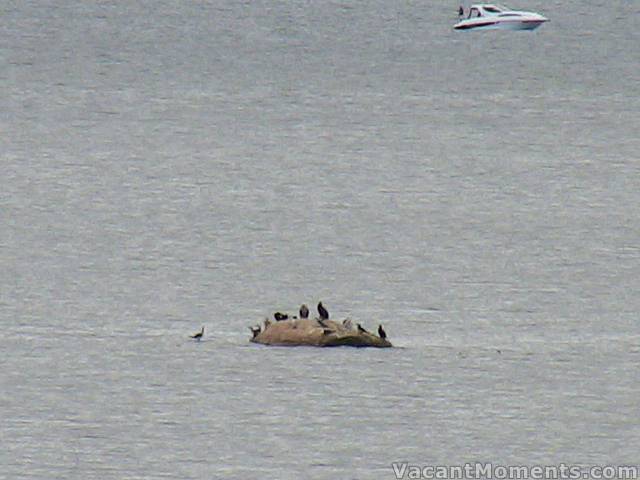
191,326,204,340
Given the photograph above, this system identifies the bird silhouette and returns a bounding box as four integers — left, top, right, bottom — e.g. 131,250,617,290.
249,326,261,338
317,302,329,320
191,326,204,340
378,324,387,339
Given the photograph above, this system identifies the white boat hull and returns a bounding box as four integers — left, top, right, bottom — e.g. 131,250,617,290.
454,17,547,30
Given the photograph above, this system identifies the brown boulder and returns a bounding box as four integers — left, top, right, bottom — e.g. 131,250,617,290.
250,318,392,348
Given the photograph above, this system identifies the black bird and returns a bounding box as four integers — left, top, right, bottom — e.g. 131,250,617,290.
317,302,329,320
378,324,387,339
274,312,289,321
249,325,261,339
299,304,309,319
191,326,204,340
357,323,368,334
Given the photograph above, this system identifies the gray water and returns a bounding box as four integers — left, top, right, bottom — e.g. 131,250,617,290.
2,1,639,478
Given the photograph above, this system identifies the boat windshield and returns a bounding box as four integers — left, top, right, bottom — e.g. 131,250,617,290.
483,5,507,13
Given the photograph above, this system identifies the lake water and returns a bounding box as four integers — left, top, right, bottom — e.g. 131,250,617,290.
2,1,639,478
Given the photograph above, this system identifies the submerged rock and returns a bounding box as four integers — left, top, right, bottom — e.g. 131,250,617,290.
250,318,392,348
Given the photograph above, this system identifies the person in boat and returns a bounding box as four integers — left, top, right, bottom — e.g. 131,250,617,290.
458,5,464,18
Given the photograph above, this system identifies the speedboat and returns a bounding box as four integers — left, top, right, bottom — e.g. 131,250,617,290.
454,4,548,31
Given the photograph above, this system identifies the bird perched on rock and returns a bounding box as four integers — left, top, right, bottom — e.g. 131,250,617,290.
357,323,368,334
317,302,329,320
274,312,288,321
249,325,261,339
378,324,387,339
299,304,309,319
191,326,204,340
342,318,353,330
